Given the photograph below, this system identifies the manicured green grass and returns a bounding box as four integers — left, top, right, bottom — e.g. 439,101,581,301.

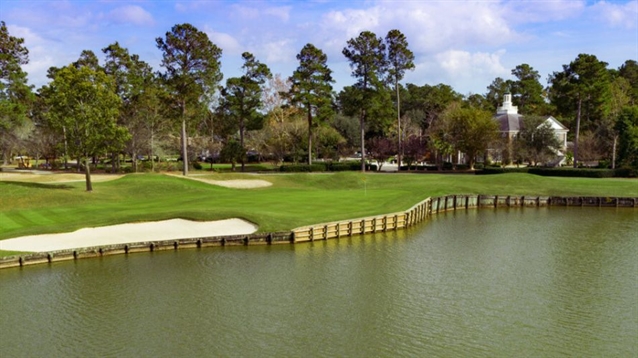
1,172,636,256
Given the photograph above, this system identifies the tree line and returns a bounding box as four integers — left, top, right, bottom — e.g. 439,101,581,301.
1,21,637,190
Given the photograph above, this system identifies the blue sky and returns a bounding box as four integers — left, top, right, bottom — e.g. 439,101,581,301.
2,0,636,96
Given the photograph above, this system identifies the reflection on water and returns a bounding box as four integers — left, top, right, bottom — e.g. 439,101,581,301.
1,207,637,357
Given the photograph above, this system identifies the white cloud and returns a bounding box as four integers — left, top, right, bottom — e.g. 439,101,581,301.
503,0,586,24
7,25,73,87
264,6,292,22
589,0,637,29
424,49,509,94
261,40,297,64
437,49,508,76
206,29,242,56
318,1,520,57
231,4,260,20
108,5,155,26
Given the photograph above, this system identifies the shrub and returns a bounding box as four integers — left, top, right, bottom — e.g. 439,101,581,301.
280,161,377,172
192,161,203,170
327,162,356,171
476,167,530,175
613,168,637,178
280,163,326,172
527,167,614,178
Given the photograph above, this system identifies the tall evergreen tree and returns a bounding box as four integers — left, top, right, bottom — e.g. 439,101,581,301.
549,54,611,167
0,21,33,165
219,52,271,172
510,64,546,114
289,43,334,165
342,30,387,171
103,42,160,172
619,60,638,105
385,29,414,169
485,77,512,112
156,23,222,176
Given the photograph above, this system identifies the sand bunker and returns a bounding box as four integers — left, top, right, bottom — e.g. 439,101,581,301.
0,171,123,183
166,174,272,189
0,218,258,253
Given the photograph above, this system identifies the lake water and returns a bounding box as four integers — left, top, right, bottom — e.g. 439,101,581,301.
1,207,636,357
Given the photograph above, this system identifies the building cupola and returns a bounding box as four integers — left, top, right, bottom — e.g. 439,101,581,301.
497,92,518,115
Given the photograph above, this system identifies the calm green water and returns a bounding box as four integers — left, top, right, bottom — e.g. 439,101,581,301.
1,207,637,357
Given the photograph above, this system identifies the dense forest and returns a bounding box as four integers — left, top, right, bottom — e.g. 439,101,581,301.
2,21,637,183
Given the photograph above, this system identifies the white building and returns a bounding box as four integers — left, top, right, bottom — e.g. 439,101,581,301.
493,93,569,165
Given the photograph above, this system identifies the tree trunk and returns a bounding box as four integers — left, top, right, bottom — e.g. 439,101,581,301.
573,97,582,168
307,108,313,166
150,129,155,172
240,122,245,172
360,108,366,172
84,157,93,192
396,80,402,171
63,126,69,170
181,99,189,176
181,117,188,176
133,151,138,173
612,135,617,169
110,152,116,173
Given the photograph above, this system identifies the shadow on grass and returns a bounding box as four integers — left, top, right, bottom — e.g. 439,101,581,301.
1,181,75,190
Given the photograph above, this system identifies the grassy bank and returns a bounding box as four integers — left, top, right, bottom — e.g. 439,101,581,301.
1,172,636,254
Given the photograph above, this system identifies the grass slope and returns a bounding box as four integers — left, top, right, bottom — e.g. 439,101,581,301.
1,172,636,250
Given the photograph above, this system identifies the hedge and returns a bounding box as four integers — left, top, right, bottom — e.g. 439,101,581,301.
279,162,378,172
476,167,530,175
477,167,636,178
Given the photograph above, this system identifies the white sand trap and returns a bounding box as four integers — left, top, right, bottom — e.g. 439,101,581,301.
0,171,123,183
165,173,272,189
0,218,258,253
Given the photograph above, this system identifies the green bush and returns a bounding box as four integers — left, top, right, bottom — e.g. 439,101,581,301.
326,162,355,171
613,168,637,178
329,161,377,171
477,166,636,177
280,163,326,172
279,161,377,172
192,161,203,170
527,167,615,178
476,167,530,175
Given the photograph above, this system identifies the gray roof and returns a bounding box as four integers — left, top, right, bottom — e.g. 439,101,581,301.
494,113,522,132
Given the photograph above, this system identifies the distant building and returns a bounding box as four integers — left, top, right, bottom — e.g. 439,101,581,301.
493,93,568,165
